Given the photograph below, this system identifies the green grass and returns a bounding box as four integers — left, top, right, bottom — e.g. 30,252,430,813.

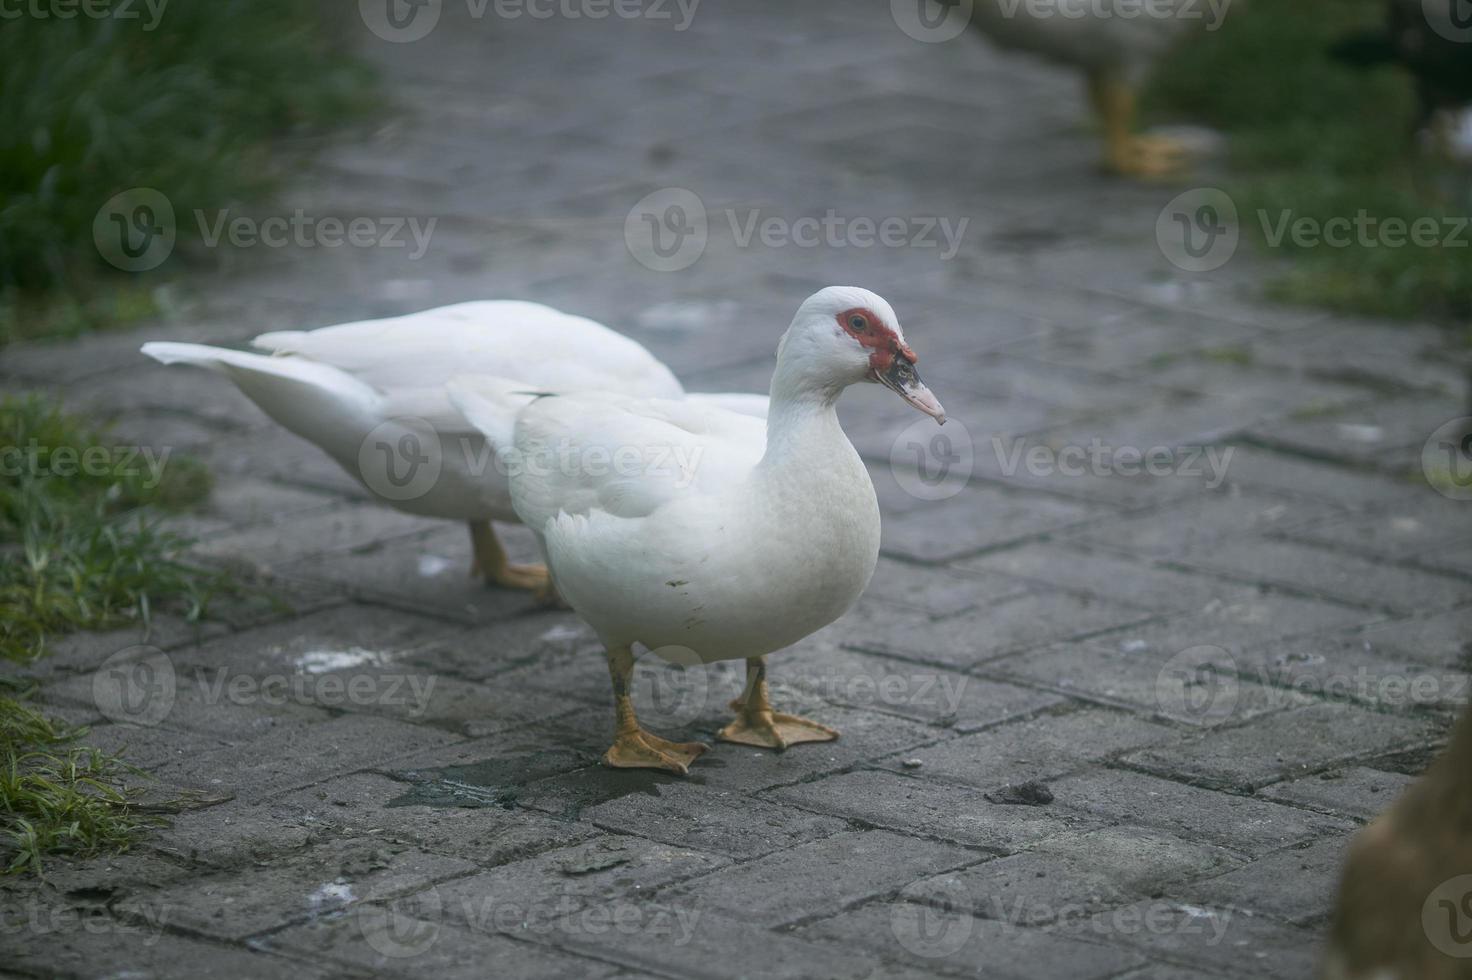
1146,0,1472,321
0,396,228,874
1,682,155,876
1,396,220,662
0,0,376,336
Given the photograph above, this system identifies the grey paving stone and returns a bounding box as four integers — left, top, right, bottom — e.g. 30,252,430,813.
1178,538,1469,614
191,499,432,570
1356,606,1472,666
798,899,1146,980
958,543,1258,613
1218,445,1420,508
988,641,1294,727
545,903,881,980
1066,488,1341,562
273,773,599,866
764,769,1096,852
905,826,1240,926
1053,899,1321,980
876,707,1177,791
278,520,551,624
1286,493,1472,568
266,912,626,980
4,925,333,979
659,830,976,928
1245,395,1461,469
879,483,1103,563
435,835,725,930
150,714,461,801
837,589,1157,670
145,799,319,868
1256,766,1416,822
569,780,846,861
1122,702,1443,792
1230,629,1470,715
1051,769,1354,855
1179,835,1352,926
121,839,474,942
778,644,1067,732
1071,594,1373,662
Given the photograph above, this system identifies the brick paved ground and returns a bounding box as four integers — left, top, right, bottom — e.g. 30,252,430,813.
4,2,1471,978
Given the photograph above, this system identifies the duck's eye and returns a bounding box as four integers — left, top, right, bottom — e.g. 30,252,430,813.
848,315,868,332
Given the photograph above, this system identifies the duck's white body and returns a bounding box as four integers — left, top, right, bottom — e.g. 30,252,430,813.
457,286,946,772
968,0,1202,80
141,302,766,524
487,390,881,664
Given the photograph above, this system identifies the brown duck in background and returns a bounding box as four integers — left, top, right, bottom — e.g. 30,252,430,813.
1322,700,1472,979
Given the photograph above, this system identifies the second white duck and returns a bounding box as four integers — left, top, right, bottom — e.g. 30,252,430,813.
140,301,765,597
452,286,945,773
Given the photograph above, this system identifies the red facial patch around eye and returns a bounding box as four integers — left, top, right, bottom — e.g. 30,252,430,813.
836,306,916,372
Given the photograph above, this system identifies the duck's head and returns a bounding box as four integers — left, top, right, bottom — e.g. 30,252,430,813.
779,286,946,424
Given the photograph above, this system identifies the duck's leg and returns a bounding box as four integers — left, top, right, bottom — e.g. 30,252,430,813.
719,656,838,751
467,521,553,595
603,645,709,775
1085,69,1189,178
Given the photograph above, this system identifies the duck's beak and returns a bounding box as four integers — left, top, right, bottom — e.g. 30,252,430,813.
872,354,946,424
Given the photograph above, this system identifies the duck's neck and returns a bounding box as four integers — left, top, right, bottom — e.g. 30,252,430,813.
757,353,851,472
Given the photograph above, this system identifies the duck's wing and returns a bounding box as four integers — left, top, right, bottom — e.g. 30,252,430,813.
451,385,764,530
251,301,685,398
142,341,497,439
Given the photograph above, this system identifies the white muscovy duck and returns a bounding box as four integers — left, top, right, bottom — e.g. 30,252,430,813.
451,286,945,774
140,301,766,597
956,0,1218,176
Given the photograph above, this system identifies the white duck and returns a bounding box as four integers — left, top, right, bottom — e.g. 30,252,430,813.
141,301,765,596
959,0,1217,176
451,287,945,773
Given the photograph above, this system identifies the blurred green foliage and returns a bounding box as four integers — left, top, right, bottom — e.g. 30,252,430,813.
1147,0,1472,321
0,395,219,662
0,0,375,299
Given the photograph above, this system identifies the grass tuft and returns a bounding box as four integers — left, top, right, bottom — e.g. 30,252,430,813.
0,0,376,337
0,683,154,876
1146,0,1472,320
0,395,220,661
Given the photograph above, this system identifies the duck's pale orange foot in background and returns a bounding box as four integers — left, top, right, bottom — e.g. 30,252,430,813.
467,521,552,592
719,656,839,751
602,646,708,775
1086,70,1191,179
